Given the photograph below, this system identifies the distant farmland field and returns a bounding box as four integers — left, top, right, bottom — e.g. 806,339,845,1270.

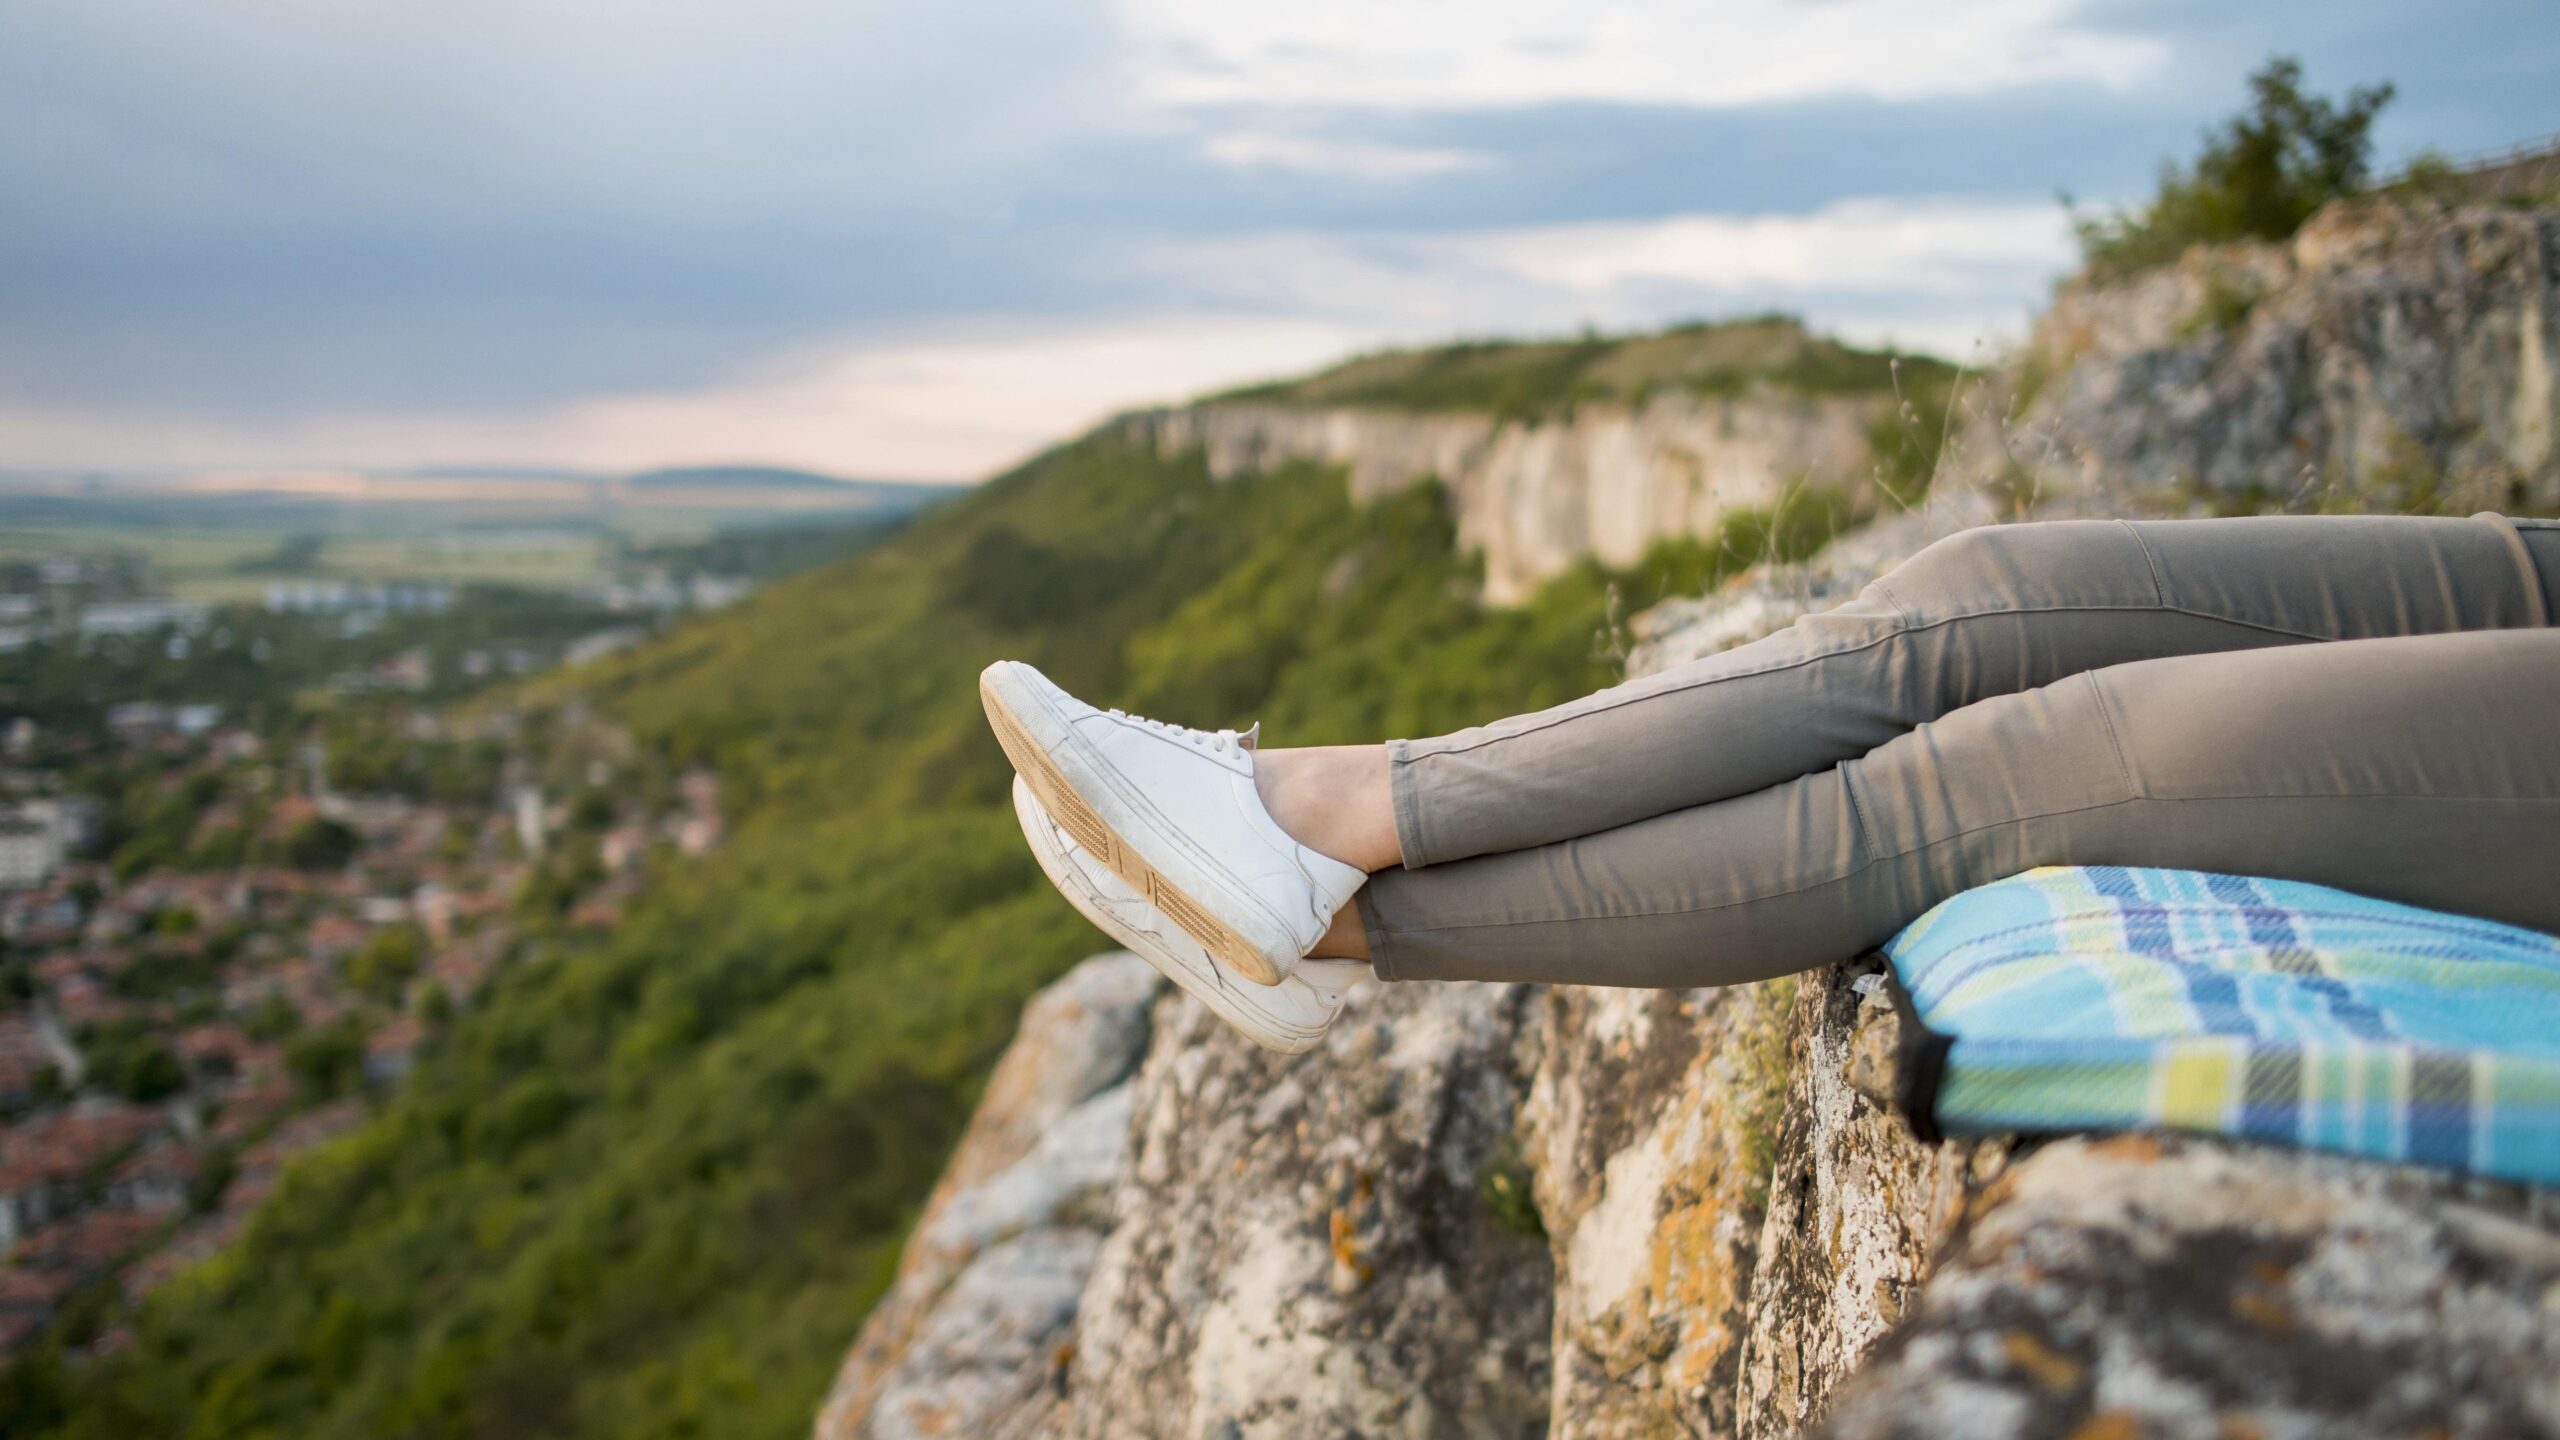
0,467,954,597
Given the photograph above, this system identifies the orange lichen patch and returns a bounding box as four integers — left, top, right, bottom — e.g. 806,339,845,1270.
1328,1207,1372,1287
2000,1330,2086,1392
1639,988,1790,1395
2229,1290,2297,1335
1648,1160,1746,1388
2067,1412,2142,1440
1971,1166,2028,1219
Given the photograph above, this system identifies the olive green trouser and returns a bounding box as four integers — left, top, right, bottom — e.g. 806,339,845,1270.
1356,515,2560,987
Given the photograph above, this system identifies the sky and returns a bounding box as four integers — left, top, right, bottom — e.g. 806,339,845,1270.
1,0,2551,481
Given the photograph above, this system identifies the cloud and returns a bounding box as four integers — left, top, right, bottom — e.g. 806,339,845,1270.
1431,199,2074,299
1111,0,2167,110
1142,197,2075,357
0,0,2538,473
0,0,1124,413
0,313,1375,480
2,193,2078,475
1199,132,1496,179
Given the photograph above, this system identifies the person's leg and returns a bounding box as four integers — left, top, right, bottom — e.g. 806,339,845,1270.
1353,627,2560,987
1279,515,2554,873
1254,744,1398,873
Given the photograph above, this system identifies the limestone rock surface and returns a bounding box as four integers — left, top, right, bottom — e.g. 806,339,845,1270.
1517,981,1797,1440
1968,201,2560,512
1809,1136,2560,1440
811,953,1161,1440
1139,391,1882,603
1055,976,1554,1440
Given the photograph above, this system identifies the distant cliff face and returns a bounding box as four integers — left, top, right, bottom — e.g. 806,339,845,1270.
1137,204,2560,617
1135,390,1883,604
1977,201,2560,513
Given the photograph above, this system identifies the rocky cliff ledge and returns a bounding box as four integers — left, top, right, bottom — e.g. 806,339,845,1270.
1120,202,2557,614
815,883,2560,1440
1131,382,1885,605
815,505,2559,1440
1967,200,2560,514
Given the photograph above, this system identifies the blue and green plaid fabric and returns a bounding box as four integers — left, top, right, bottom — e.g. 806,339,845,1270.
1883,866,2560,1184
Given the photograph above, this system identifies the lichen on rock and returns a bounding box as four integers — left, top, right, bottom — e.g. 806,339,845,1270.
1055,977,1554,1440
1960,201,2560,514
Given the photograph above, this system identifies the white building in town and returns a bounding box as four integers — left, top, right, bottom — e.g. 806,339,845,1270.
0,813,59,891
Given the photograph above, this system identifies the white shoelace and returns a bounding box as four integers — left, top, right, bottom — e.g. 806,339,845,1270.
1104,708,1258,760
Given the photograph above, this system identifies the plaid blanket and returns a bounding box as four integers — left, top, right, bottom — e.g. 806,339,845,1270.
1882,866,2560,1185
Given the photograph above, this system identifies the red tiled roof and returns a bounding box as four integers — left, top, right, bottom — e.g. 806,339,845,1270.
0,1105,163,1189
16,1207,166,1270
0,1264,77,1308
366,1016,422,1057
109,1142,200,1185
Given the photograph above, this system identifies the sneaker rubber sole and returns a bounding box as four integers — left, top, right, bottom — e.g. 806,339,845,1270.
981,666,1288,986
1012,778,1334,1054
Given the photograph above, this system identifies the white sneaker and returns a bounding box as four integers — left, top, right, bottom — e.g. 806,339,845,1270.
980,660,1367,986
1012,778,1367,1054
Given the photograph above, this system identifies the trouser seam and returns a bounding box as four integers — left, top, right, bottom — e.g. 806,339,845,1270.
1842,765,1878,864
1366,792,2560,937
2117,519,2171,607
1405,604,2340,762
1369,860,1887,935
2086,672,2140,799
1385,739,1431,871
1869,573,1916,623
2471,511,2552,628
1353,886,1406,981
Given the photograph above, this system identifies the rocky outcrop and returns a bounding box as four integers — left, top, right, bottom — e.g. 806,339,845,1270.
1973,201,2560,514
815,494,2560,1439
1811,1134,2560,1440
818,198,2560,1440
1055,977,1553,1440
1136,391,1884,603
1132,202,2560,619
818,959,1556,1440
810,954,1161,1440
1517,981,1798,1439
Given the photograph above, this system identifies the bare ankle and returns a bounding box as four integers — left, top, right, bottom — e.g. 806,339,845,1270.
1310,898,1370,960
1254,744,1401,873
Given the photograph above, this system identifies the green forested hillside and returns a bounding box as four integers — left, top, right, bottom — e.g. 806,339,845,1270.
5,428,1790,1440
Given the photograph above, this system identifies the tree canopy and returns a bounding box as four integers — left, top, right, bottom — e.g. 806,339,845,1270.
2075,56,2395,276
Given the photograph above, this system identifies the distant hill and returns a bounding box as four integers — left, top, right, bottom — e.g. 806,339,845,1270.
620,466,954,512
626,465,897,493
1212,313,1951,420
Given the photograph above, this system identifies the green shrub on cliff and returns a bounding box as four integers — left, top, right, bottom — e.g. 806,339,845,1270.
2074,56,2394,277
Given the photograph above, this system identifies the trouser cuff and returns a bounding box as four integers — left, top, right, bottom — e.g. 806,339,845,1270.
1353,884,1413,982
1385,738,1439,870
